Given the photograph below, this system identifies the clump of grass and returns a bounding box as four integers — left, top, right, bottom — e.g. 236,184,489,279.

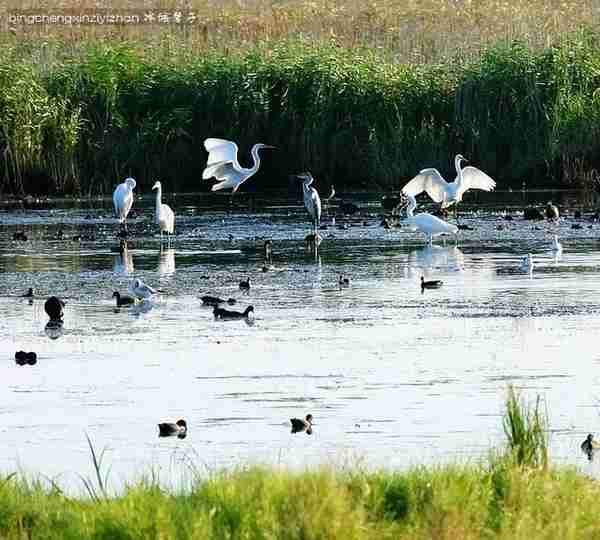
502,385,548,469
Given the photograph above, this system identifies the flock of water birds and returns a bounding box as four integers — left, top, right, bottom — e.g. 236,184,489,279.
11,137,585,445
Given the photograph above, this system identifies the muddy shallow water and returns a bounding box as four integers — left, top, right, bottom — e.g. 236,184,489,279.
1,191,600,491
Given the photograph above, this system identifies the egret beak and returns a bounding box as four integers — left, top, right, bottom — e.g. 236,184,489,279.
263,145,276,149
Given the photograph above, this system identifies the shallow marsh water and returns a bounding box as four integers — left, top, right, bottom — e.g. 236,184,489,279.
2,191,600,491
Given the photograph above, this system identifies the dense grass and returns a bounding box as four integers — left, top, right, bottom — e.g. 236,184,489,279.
2,30,600,194
2,463,600,539
0,387,592,539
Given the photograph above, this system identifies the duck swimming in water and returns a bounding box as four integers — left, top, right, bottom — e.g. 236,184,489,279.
44,296,65,320
113,291,136,307
158,419,187,438
213,305,254,320
239,277,250,290
338,275,350,287
290,414,313,434
421,276,443,291
21,288,34,298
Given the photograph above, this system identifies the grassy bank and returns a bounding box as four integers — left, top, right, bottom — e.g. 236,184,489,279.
0,387,595,539
2,462,600,539
2,30,600,194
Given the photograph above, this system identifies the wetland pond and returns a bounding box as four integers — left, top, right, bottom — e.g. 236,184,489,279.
1,190,600,491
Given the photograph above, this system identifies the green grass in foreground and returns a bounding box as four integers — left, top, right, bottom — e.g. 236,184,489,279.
0,387,595,539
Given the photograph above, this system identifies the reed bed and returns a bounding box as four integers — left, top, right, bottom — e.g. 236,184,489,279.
1,4,600,194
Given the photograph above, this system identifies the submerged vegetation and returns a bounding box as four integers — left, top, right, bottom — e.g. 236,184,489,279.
0,387,595,539
1,2,600,194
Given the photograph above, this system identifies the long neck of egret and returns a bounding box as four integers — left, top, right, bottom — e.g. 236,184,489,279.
154,184,162,215
455,155,465,187
249,144,263,175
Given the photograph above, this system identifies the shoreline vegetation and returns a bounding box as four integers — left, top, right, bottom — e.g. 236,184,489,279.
1,387,598,539
0,3,600,196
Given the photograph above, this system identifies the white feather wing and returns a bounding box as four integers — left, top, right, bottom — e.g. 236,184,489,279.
204,138,238,163
402,169,450,203
458,166,496,194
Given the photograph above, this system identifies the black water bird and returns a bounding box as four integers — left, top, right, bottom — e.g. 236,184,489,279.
21,288,34,298
581,433,600,459
44,296,65,320
15,351,37,365
239,277,250,290
290,414,313,434
158,419,187,439
421,276,443,291
13,231,27,241
338,275,350,287
213,305,254,320
113,291,136,307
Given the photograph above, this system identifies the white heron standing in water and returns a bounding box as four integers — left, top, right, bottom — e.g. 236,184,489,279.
151,181,175,245
402,195,458,244
202,138,275,192
402,155,496,215
298,172,322,235
113,177,136,233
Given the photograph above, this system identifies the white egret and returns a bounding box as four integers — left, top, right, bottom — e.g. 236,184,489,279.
202,138,275,192
402,154,496,211
520,254,534,273
551,235,563,254
151,181,175,244
129,278,157,299
298,172,322,234
113,177,136,233
402,195,458,244
326,185,335,201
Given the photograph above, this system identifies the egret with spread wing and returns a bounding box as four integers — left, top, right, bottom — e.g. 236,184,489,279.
403,195,458,244
298,172,322,235
152,181,175,244
113,177,136,233
202,138,275,193
402,155,496,211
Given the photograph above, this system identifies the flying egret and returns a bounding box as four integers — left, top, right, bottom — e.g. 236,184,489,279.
129,278,157,299
520,254,534,273
402,195,458,244
113,177,136,234
202,138,275,193
402,155,496,217
298,172,322,235
151,181,175,244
